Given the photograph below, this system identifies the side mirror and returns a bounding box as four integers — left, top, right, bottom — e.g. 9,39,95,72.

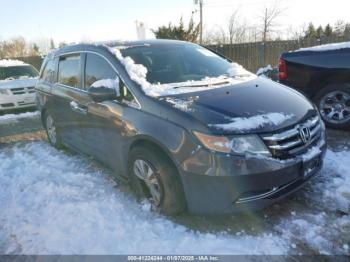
87,86,117,102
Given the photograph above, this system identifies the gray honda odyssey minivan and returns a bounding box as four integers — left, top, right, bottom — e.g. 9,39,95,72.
35,40,327,215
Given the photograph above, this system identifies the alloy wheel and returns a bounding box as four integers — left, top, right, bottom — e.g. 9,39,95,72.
319,91,350,124
46,115,57,145
133,159,162,206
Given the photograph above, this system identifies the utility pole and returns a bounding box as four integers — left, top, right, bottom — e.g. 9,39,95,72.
194,0,203,44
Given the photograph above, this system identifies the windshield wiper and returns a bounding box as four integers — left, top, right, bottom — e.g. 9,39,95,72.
172,80,231,89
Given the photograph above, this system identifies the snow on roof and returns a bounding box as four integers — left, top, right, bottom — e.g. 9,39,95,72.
108,46,255,97
210,112,294,132
0,59,27,67
296,41,350,52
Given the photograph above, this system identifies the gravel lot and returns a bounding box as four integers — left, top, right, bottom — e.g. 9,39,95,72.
0,111,349,255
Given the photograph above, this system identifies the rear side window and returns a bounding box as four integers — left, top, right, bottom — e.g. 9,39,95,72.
41,59,56,83
58,55,81,88
85,53,117,89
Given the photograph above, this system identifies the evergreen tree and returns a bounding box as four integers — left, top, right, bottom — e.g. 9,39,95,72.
344,23,350,39
324,24,333,37
316,26,323,39
152,15,200,43
304,23,317,39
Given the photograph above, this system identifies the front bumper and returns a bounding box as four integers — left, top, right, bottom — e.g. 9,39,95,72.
179,140,327,215
0,93,36,111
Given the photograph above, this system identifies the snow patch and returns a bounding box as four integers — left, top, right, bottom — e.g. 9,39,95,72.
0,142,289,255
322,150,350,212
256,65,273,76
296,41,350,52
210,113,294,132
162,96,198,112
302,145,322,162
227,63,252,77
0,59,27,67
0,111,39,123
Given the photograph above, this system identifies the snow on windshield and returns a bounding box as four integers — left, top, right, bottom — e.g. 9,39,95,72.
108,47,255,97
296,41,350,52
210,113,294,132
0,59,27,67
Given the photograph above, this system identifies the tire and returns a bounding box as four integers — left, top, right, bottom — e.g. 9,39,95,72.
44,111,63,148
128,146,186,215
314,84,350,129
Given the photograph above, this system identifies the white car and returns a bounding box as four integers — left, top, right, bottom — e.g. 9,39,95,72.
0,59,39,111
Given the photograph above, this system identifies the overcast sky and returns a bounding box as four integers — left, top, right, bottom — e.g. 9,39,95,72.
0,0,349,44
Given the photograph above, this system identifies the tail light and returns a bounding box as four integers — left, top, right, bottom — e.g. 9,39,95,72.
278,58,288,80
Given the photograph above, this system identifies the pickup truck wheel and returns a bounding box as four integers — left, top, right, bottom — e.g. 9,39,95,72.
315,85,350,129
44,112,63,148
128,146,186,215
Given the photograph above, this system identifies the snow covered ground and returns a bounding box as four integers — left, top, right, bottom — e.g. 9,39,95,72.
0,111,39,124
0,140,349,255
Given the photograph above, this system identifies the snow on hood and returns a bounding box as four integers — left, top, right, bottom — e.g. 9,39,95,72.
108,47,255,97
296,41,350,52
0,78,38,89
0,59,27,67
209,113,295,132
161,96,199,112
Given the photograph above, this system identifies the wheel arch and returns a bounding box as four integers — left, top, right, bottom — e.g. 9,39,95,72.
40,108,47,128
128,136,180,173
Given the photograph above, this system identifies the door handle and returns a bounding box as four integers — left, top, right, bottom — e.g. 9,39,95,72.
70,101,87,115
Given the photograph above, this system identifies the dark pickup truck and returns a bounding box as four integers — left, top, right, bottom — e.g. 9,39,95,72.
278,42,350,129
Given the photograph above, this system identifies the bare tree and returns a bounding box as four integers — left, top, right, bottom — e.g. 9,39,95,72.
260,1,286,42
203,25,227,45
0,37,27,58
228,9,239,45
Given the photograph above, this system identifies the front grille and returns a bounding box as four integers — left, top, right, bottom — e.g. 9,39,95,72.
9,86,35,95
261,115,322,159
0,103,15,108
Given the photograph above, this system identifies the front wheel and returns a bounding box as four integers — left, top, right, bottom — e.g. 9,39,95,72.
44,112,63,148
315,84,350,129
128,146,186,215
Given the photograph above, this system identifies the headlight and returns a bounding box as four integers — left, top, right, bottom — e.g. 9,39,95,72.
193,131,271,156
0,89,8,95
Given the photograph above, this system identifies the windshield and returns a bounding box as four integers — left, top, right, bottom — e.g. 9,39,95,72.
0,65,39,80
120,44,250,85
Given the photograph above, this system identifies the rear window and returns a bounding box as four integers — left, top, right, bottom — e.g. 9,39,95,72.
58,55,81,88
0,65,38,80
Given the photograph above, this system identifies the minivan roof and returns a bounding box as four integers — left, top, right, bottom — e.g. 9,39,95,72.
50,39,193,57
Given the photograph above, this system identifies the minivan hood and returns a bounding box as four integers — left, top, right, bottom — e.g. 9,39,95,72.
161,77,316,135
0,78,38,89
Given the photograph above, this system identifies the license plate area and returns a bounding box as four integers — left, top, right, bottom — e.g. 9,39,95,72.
302,155,322,178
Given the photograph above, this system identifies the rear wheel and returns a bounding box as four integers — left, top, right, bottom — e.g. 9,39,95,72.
44,112,63,148
315,84,350,129
128,146,186,215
